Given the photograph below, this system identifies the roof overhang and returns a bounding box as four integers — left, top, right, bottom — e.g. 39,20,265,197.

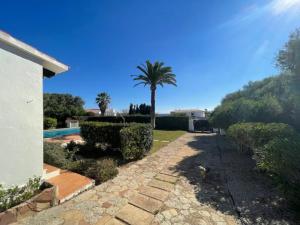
0,30,69,77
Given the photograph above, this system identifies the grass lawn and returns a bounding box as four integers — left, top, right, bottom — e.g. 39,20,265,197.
150,130,186,154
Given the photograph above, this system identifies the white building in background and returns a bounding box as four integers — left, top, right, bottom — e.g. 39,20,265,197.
170,109,206,119
0,31,68,187
170,109,207,132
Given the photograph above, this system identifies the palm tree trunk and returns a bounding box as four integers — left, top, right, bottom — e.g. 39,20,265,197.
150,86,156,128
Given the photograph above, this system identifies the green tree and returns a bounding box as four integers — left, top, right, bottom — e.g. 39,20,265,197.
277,29,300,75
132,60,177,128
96,92,111,116
44,93,85,126
129,103,134,115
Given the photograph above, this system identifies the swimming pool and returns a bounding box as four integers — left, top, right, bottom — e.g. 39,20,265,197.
43,128,80,138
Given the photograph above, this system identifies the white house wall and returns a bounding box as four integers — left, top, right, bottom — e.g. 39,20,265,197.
0,46,43,187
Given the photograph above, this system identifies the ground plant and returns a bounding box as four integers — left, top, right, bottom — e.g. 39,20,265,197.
0,177,40,212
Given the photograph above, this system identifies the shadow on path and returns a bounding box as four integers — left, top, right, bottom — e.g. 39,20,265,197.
173,133,296,225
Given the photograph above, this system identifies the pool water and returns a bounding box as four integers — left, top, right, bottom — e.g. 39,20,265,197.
43,128,80,138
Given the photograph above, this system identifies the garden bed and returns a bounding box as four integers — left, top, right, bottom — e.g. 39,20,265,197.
0,183,56,225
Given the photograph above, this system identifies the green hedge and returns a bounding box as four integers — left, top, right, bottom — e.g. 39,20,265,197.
80,122,127,147
80,122,153,160
227,122,300,207
156,116,189,130
120,123,153,160
44,117,57,129
86,116,189,131
86,115,151,123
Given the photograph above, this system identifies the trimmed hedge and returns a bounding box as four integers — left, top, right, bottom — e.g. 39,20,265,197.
156,116,189,131
85,116,189,131
120,123,153,160
227,122,300,207
80,122,153,160
80,122,126,147
44,117,57,129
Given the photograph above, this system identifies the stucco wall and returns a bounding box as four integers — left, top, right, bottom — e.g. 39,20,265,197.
0,46,43,187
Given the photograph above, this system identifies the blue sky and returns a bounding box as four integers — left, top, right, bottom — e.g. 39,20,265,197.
1,0,300,113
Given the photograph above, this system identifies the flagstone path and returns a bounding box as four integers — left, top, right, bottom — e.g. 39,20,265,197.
15,133,293,225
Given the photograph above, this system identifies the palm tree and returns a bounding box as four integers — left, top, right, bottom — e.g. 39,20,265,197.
96,92,111,116
132,60,177,128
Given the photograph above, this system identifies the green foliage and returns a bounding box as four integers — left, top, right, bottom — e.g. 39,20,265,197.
86,116,189,131
210,74,299,130
210,29,300,131
156,116,189,131
120,124,153,160
44,142,69,168
227,123,295,153
129,103,151,115
277,29,300,75
84,159,118,184
227,122,300,207
43,142,75,168
80,122,126,147
80,122,153,160
44,117,57,129
44,93,85,126
0,177,40,212
87,115,151,123
96,92,111,116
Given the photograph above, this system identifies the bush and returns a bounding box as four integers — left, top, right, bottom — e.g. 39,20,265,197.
84,159,118,184
44,142,71,168
227,123,295,153
120,123,153,160
80,122,127,147
86,115,189,131
227,122,300,207
80,122,153,160
44,117,57,129
86,115,151,123
156,116,189,131
0,177,40,212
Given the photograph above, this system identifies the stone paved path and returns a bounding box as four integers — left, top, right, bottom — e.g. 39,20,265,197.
15,133,294,225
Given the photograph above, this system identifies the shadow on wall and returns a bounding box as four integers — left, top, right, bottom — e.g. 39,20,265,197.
169,134,296,225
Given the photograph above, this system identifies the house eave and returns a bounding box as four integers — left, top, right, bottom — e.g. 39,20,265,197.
0,30,69,75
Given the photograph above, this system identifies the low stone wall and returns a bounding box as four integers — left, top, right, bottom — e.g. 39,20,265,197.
0,185,57,225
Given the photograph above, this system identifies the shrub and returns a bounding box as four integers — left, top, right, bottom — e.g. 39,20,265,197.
44,117,57,129
86,116,189,130
227,122,300,207
44,142,70,168
80,122,127,147
156,116,189,131
227,123,296,153
84,159,118,184
0,177,40,212
86,115,151,124
120,123,153,160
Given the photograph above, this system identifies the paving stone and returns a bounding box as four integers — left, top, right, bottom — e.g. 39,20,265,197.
104,218,126,225
96,215,112,225
155,174,177,184
116,204,154,225
148,180,174,192
159,168,179,177
139,186,169,201
129,193,163,214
